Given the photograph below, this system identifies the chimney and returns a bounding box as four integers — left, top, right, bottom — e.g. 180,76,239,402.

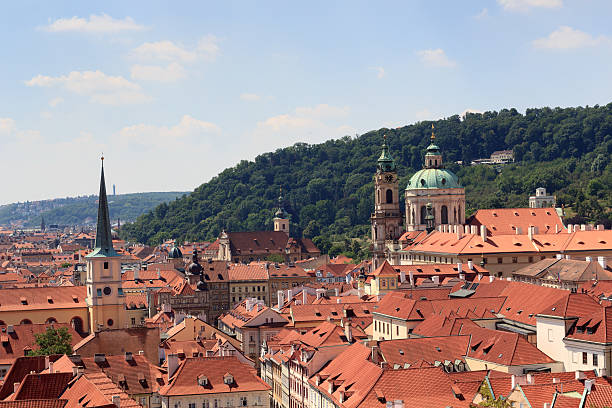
336,298,341,304
565,255,571,260
167,353,179,379
371,345,379,363
598,256,607,269
575,371,586,380
585,378,595,393
112,395,121,407
408,271,414,287
457,263,462,273
555,224,559,233
489,276,495,283
344,322,353,343
457,227,463,240
515,226,521,235
567,225,572,233
511,375,516,390
470,225,477,235
528,226,534,241
277,290,284,309
556,254,563,260
468,261,473,270
597,224,605,231
287,289,292,301
45,355,50,369
432,276,439,285
13,383,19,393
394,400,404,408
526,374,533,384
157,269,161,279
134,269,139,280
586,256,593,262
72,366,78,377
459,273,465,281
480,225,487,242
302,289,307,305
399,271,406,283
543,404,549,408
581,224,586,231
49,361,54,374
334,288,340,297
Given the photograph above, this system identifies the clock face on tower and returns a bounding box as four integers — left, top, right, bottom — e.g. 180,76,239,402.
384,174,394,183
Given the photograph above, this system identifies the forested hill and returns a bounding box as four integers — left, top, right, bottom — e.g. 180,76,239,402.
0,192,187,228
120,105,612,251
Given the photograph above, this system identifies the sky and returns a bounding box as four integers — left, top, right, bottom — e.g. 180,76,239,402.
2,0,612,204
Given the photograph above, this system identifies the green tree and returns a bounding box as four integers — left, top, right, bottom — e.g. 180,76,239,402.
266,254,285,263
31,327,72,356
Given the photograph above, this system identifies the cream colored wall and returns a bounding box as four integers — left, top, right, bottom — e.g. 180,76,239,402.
372,314,410,340
162,390,269,408
536,316,569,367
465,357,563,375
564,341,608,376
0,307,88,327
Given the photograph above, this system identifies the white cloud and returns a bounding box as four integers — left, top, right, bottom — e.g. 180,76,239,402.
532,26,607,50
0,117,41,143
0,118,16,134
25,70,150,105
240,93,261,101
43,13,145,33
48,97,63,107
417,49,456,68
117,115,220,149
130,63,186,82
255,104,352,146
132,35,219,63
497,0,562,11
41,111,53,119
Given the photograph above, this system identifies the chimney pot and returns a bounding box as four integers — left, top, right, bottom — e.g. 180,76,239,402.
112,395,121,408
468,261,473,270
13,382,19,393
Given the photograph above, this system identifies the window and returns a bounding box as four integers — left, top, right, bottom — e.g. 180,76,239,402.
240,397,247,407
131,317,136,325
188,404,196,408
96,288,102,297
203,401,210,408
512,257,518,264
497,258,503,264
441,205,448,224
593,353,599,366
528,256,533,263
214,399,219,408
548,329,553,342
103,261,109,269
583,352,588,365
396,326,399,335
118,288,124,295
386,189,393,204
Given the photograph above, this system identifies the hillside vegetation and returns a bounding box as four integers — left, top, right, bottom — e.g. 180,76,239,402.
120,105,612,253
0,192,187,227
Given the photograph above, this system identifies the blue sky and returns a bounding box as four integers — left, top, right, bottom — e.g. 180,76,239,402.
2,0,612,204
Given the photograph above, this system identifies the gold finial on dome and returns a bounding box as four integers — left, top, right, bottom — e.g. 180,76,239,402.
431,124,435,141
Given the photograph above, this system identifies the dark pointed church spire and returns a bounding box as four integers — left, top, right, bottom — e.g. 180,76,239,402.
90,156,118,257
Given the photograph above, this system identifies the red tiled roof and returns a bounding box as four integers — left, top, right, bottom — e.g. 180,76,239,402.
61,372,141,408
468,207,566,236
378,335,470,367
159,356,269,396
0,401,67,408
0,356,63,400
227,264,269,281
10,373,73,400
0,287,85,312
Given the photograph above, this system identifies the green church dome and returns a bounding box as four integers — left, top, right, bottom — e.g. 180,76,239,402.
406,168,462,190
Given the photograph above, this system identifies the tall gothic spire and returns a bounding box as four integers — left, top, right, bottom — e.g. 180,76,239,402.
91,156,118,257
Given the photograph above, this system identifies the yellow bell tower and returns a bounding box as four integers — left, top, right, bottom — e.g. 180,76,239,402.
85,156,126,333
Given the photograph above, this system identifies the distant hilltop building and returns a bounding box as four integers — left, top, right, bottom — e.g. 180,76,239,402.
471,149,514,165
529,187,556,209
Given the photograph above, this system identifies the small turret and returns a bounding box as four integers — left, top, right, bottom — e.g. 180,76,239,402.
274,188,290,236
377,134,396,173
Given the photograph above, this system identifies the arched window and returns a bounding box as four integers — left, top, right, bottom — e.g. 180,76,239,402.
420,206,427,225
377,189,380,204
20,319,32,325
71,317,84,334
454,207,457,223
386,189,393,204
458,205,462,222
441,206,448,224
428,159,432,166
45,317,57,324
0,321,5,326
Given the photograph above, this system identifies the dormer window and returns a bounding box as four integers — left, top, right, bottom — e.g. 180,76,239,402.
198,375,209,386
223,373,234,385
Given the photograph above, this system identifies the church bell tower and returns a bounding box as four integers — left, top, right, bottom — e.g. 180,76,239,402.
371,135,402,268
85,156,126,333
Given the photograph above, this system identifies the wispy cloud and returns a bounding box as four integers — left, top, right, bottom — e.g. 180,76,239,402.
117,115,220,149
533,26,608,49
497,0,562,12
26,70,151,105
416,49,456,68
474,8,489,19
43,13,145,33
371,66,385,79
130,63,186,82
48,97,63,107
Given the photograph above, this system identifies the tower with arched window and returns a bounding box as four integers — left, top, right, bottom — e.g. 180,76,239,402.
371,136,403,268
405,125,465,232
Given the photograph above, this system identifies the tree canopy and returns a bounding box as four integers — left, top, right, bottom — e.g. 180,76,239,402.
30,327,73,356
